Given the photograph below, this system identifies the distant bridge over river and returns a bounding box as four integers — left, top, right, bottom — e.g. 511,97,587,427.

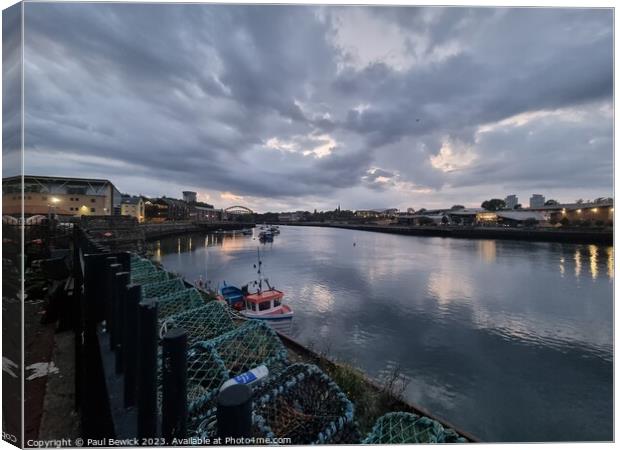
224,205,253,215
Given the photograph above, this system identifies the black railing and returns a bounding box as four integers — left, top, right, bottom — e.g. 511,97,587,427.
74,227,208,444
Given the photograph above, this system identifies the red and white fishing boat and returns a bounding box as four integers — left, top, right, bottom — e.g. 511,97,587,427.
240,249,294,333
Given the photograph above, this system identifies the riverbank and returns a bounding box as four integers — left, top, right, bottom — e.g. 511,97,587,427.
141,222,253,241
275,328,479,441
274,222,613,245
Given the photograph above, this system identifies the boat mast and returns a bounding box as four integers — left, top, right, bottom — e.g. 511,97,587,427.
256,247,263,293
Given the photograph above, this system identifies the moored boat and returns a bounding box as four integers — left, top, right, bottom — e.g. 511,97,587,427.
240,249,294,331
258,231,273,242
219,282,245,310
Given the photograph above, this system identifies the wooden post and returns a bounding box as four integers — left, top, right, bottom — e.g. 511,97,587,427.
107,261,121,352
137,299,158,439
123,284,141,408
162,328,188,441
114,271,130,374
104,256,118,337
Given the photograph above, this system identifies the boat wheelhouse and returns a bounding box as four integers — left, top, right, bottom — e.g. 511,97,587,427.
241,289,293,321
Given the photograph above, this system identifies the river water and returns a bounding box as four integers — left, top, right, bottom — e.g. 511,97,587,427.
152,225,613,442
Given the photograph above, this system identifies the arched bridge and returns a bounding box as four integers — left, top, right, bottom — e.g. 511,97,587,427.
224,205,254,215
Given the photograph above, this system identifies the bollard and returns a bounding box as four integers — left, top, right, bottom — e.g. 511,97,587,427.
216,384,252,440
162,328,188,441
137,300,159,440
123,284,142,408
107,262,122,352
114,271,130,374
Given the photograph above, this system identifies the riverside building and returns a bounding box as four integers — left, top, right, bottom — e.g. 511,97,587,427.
2,175,121,218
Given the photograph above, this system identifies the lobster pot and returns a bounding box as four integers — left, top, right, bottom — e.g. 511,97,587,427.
185,321,288,413
155,288,206,323
141,277,186,299
252,363,355,445
190,408,276,442
130,257,155,273
131,269,170,285
362,412,468,444
186,362,310,437
187,364,359,444
159,300,235,342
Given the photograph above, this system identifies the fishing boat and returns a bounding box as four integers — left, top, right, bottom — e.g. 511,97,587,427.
240,249,293,332
219,282,245,310
242,229,252,236
269,226,280,235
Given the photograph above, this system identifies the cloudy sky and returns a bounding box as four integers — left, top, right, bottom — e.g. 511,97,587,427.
10,4,614,212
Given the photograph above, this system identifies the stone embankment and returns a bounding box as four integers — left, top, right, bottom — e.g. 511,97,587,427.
274,222,613,245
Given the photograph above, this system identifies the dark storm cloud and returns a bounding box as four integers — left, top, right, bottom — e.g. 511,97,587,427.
21,4,612,210
3,3,22,177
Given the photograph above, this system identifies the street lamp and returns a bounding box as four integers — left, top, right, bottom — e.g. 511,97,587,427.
48,197,61,221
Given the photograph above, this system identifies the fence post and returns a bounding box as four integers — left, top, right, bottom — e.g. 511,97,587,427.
137,299,158,440
106,261,121,352
104,256,118,336
123,284,141,408
116,251,131,273
162,328,188,441
83,254,108,327
73,227,83,412
217,384,252,440
114,271,130,374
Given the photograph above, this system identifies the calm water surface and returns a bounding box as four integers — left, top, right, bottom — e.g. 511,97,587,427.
153,226,613,442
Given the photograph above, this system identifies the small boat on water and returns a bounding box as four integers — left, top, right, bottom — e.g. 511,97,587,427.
241,288,293,334
219,282,245,310
242,229,252,236
225,248,294,332
258,231,273,242
269,226,280,235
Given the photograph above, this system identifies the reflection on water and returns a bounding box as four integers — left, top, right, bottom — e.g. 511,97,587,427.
574,248,582,278
299,283,335,314
427,272,474,305
589,245,598,279
478,240,497,263
155,228,613,442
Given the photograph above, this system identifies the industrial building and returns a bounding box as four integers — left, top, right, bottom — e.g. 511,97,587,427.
2,175,121,218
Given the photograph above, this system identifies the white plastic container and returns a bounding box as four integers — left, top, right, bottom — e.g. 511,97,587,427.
219,365,269,392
